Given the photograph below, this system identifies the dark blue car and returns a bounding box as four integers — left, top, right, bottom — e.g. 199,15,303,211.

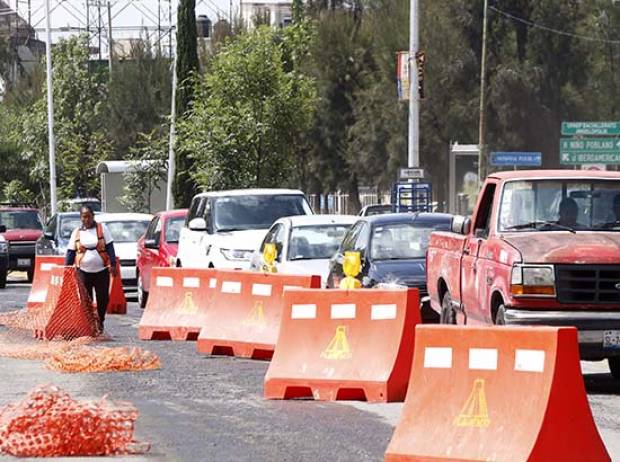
326,212,453,321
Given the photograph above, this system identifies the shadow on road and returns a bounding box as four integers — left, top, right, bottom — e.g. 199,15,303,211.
584,373,620,395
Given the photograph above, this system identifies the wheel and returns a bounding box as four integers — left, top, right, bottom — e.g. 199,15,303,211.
495,304,507,325
27,267,34,283
440,292,456,324
609,357,620,379
0,269,6,289
137,272,148,309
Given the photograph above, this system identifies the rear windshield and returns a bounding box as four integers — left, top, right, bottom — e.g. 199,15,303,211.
0,211,43,230
103,220,149,243
213,195,312,232
288,225,350,260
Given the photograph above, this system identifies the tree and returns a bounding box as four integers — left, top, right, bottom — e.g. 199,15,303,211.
18,35,113,207
2,180,35,205
179,26,316,190
174,0,200,207
118,130,168,213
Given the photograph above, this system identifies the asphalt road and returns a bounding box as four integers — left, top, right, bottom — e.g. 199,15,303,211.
0,274,619,461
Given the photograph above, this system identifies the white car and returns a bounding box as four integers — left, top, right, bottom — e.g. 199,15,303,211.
97,213,153,289
249,215,357,286
176,189,313,270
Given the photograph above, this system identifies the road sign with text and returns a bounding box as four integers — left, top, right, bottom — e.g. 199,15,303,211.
561,121,620,136
560,138,620,164
490,152,542,167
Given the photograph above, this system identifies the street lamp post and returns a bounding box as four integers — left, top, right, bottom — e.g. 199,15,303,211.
407,0,419,169
44,0,57,215
477,0,489,185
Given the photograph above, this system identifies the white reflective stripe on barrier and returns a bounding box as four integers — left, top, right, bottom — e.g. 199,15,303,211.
514,349,546,373
371,304,397,320
183,277,200,288
40,263,54,272
283,285,302,291
469,348,498,370
291,304,317,319
252,283,272,296
330,303,356,319
29,294,46,303
222,281,242,294
209,278,217,288
423,347,452,368
156,276,174,287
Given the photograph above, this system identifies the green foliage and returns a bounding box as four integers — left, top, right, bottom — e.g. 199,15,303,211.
2,180,35,205
179,26,316,191
118,130,169,213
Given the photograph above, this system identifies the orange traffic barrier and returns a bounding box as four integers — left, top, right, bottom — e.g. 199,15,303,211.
26,255,65,311
384,325,610,462
35,266,100,340
264,288,420,402
107,261,127,314
138,267,217,341
196,270,321,360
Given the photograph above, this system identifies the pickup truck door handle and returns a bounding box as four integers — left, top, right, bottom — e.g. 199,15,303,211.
463,247,470,255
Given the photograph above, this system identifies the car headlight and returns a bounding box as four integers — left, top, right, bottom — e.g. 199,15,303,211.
220,248,254,261
511,264,555,297
0,241,7,254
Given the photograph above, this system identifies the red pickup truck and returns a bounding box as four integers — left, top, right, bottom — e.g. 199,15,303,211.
427,170,620,377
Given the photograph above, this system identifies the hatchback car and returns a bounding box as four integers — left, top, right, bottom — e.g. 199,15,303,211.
96,213,152,290
249,214,357,286
327,212,453,321
136,209,188,307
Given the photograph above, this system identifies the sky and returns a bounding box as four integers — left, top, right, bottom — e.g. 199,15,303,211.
9,0,233,53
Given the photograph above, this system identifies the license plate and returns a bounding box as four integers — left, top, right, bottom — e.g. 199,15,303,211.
603,330,620,350
17,258,31,267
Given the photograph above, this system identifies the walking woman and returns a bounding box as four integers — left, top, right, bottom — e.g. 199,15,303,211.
65,205,117,332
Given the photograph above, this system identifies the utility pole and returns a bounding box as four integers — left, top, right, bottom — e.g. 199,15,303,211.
407,0,419,168
166,35,178,210
107,0,113,77
44,0,57,215
477,0,489,185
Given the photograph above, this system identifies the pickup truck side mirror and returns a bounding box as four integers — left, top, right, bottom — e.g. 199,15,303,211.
0,225,5,233
188,217,207,231
451,215,472,235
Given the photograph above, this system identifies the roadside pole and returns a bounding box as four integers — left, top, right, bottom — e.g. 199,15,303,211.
477,0,489,185
407,0,419,168
166,34,178,211
44,0,57,215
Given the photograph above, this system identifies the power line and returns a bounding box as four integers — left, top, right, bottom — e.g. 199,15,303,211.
490,5,620,45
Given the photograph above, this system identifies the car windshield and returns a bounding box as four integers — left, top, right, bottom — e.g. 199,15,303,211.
0,211,43,230
213,195,312,231
371,223,441,260
165,217,185,243
288,225,350,260
103,220,149,243
498,179,620,232
59,217,81,239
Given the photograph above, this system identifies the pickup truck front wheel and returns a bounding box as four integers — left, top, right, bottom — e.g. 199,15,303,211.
609,357,620,380
495,305,506,325
440,292,456,325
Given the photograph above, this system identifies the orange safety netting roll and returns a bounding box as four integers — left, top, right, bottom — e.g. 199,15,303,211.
47,345,161,373
0,385,150,457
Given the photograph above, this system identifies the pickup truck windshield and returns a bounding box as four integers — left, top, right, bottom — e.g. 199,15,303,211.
0,211,43,231
499,179,620,232
214,195,312,232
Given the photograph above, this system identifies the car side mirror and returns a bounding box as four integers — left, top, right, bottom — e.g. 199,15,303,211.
145,238,159,249
0,225,5,233
43,231,54,240
188,217,207,231
451,215,472,235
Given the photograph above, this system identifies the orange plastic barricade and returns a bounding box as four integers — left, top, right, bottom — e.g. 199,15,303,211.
384,325,610,462
35,266,100,340
138,267,217,341
107,261,127,314
264,287,420,402
196,270,321,360
27,255,65,311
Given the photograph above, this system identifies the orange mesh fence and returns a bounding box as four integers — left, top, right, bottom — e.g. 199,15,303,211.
47,345,161,373
0,385,150,457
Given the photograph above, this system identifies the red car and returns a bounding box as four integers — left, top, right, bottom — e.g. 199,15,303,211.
0,206,44,281
136,209,188,308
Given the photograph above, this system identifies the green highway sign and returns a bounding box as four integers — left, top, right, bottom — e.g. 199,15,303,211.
561,121,620,136
560,138,620,164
